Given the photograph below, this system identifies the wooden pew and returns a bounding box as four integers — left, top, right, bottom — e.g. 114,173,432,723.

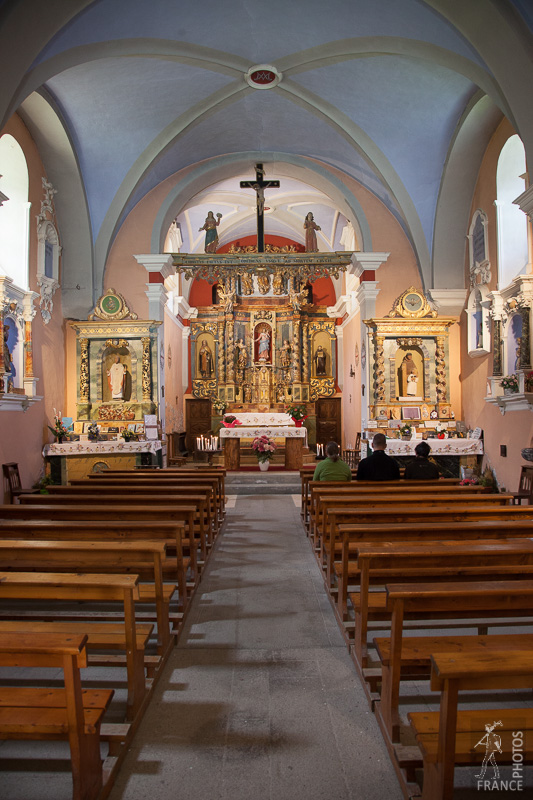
0,518,189,611
0,572,146,720
0,631,115,800
374,580,533,744
0,539,174,653
408,650,533,800
10,498,204,570
46,484,216,550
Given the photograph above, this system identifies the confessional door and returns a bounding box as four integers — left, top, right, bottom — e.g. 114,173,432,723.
316,397,341,446
185,399,212,452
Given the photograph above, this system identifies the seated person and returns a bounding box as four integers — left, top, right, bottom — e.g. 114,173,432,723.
313,441,352,481
356,432,400,481
403,440,440,480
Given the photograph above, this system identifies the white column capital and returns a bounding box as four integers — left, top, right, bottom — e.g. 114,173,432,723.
514,185,533,220
135,253,175,280
355,281,380,318
427,288,467,317
349,251,390,277
145,283,168,321
22,290,39,322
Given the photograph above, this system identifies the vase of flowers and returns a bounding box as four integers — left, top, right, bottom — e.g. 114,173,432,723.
48,410,70,443
213,398,227,416
436,422,447,439
399,423,412,440
221,414,241,429
87,422,100,442
121,429,137,442
500,374,519,395
286,403,307,427
252,434,277,470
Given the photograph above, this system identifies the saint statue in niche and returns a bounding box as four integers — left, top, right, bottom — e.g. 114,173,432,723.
399,352,419,397
314,345,327,376
304,212,321,252
255,328,271,363
199,339,213,379
107,355,126,400
272,270,284,295
236,339,247,371
240,272,253,295
280,340,291,369
199,211,222,253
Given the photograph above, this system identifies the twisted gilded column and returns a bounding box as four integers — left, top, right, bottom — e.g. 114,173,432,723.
373,335,385,403
24,321,34,377
302,322,309,383
493,319,503,376
226,319,235,383
435,336,447,402
79,338,89,403
141,336,151,401
520,307,531,369
292,317,301,381
217,320,225,383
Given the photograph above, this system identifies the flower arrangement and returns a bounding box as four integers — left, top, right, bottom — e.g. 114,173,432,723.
48,410,70,441
252,434,277,462
222,414,241,428
286,403,307,421
213,398,227,416
500,374,519,393
435,422,447,438
121,428,137,442
459,477,479,486
87,422,100,441
399,423,412,437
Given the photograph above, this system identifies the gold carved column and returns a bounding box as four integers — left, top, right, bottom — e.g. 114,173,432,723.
217,319,225,383
302,322,309,383
292,316,301,381
435,336,446,403
79,338,89,403
373,334,386,403
226,317,235,384
141,336,151,401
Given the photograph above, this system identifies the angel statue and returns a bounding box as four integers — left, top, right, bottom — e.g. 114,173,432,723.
217,284,235,313
289,288,308,312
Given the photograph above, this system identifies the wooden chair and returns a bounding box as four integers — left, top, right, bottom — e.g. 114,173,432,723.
2,463,39,503
511,464,533,504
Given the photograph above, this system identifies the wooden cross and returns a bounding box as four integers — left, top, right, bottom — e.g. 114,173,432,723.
240,163,280,252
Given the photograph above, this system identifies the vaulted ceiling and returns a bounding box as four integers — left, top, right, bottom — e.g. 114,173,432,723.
1,0,532,314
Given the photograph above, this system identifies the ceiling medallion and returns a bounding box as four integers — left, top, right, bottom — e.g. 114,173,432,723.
245,64,282,90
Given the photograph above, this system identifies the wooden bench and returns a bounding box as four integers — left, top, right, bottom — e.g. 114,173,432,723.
408,650,533,800
0,539,175,654
9,499,204,570
0,518,190,610
374,580,533,743
0,572,147,720
320,502,531,585
0,631,116,800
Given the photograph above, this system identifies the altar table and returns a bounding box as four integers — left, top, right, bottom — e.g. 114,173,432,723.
220,426,306,470
43,440,164,482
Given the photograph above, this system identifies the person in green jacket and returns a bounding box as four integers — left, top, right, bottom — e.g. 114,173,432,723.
313,441,352,481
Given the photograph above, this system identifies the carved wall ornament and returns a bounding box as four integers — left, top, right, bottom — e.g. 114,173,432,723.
396,337,423,347
192,379,218,398
88,289,138,321
309,377,335,401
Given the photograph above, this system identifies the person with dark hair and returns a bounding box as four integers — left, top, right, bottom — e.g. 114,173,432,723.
356,433,400,481
313,441,352,481
404,441,440,480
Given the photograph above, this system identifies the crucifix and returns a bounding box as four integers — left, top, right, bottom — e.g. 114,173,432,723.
240,163,280,252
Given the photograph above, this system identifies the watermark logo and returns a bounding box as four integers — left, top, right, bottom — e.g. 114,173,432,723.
474,721,524,792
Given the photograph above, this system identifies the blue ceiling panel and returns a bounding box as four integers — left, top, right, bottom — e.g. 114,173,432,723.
34,0,486,68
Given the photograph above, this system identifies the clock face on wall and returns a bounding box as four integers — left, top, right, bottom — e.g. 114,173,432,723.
99,293,123,316
403,292,424,313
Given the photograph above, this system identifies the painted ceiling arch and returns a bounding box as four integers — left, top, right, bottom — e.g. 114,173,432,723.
0,0,531,314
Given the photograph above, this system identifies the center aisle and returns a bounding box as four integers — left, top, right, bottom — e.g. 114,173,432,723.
109,494,403,800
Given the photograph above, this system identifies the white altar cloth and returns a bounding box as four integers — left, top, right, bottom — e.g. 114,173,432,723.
43,440,163,457
230,412,294,426
220,427,306,440
361,438,483,458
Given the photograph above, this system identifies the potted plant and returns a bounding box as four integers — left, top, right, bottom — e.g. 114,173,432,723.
399,423,412,440
87,422,100,442
500,374,519,395
286,403,308,427
48,410,70,443
121,428,137,442
435,422,447,439
252,434,277,471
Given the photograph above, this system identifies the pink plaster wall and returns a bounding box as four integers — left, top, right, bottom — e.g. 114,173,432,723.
460,118,533,492
0,114,66,499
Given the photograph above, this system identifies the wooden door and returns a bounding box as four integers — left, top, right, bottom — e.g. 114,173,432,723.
185,399,212,452
316,397,341,447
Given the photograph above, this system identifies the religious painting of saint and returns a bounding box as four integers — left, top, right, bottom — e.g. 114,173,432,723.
397,350,423,399
198,339,214,379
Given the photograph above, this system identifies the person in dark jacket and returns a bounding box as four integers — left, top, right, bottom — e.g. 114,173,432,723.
356,433,400,481
404,441,440,480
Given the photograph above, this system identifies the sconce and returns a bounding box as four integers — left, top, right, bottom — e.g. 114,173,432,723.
349,364,355,377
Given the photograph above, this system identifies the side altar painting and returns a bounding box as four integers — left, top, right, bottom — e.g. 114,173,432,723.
175,252,353,410
69,289,161,428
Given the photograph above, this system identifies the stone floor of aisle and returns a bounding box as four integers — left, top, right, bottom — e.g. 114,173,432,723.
108,494,403,800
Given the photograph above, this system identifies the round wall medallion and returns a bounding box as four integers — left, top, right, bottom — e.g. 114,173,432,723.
245,64,282,90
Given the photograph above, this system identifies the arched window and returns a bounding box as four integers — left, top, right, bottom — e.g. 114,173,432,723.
0,134,30,290
496,135,528,289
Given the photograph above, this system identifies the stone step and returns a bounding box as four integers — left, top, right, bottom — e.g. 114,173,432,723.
225,469,302,494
